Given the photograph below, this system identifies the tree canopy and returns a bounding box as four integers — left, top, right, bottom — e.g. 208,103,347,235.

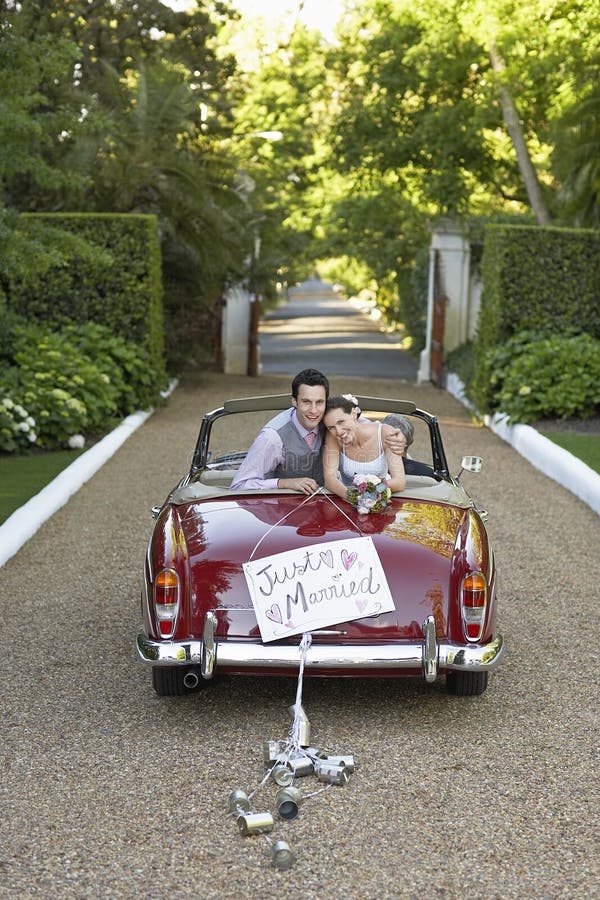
1,0,598,361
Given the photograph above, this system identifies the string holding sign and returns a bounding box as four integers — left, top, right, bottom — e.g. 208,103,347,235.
247,487,365,563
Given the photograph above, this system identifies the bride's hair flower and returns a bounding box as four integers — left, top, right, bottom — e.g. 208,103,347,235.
346,473,392,514
342,393,358,406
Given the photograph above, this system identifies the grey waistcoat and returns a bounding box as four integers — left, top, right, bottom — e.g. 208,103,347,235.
264,409,324,485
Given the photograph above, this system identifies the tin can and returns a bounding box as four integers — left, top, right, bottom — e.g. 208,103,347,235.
228,789,250,814
286,754,314,777
315,762,349,785
263,739,285,765
303,746,328,761
275,786,302,820
271,840,296,870
324,754,355,773
271,763,294,787
289,703,311,747
237,812,274,836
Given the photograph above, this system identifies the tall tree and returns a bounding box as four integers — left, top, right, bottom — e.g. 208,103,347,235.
488,40,551,225
220,14,333,287
548,0,600,227
3,0,240,211
326,0,600,221
0,4,82,199
552,85,600,228
467,0,599,225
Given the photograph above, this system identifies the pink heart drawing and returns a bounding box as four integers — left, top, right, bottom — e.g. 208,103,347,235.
341,549,357,571
319,549,333,568
266,604,282,624
356,598,368,614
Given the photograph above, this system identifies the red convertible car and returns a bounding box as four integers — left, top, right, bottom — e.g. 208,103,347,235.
136,395,503,697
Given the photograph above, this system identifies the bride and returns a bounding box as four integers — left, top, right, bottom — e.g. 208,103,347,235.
322,394,406,501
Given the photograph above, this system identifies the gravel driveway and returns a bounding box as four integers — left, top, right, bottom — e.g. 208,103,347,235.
1,370,599,899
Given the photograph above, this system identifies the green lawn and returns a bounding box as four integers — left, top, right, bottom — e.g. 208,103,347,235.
540,432,600,474
0,449,84,525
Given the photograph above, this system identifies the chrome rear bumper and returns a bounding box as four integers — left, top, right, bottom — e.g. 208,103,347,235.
136,614,504,684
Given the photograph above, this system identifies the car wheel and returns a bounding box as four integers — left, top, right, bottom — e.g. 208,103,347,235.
152,667,202,696
446,671,488,696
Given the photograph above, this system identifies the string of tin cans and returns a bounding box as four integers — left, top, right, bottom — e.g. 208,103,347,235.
227,633,355,869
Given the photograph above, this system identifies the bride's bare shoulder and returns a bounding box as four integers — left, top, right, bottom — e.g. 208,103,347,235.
358,418,379,438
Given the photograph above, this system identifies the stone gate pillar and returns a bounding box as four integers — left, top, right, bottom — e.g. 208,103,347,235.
418,220,471,383
221,284,251,374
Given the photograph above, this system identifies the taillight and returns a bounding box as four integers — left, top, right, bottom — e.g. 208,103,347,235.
461,572,487,642
154,568,180,638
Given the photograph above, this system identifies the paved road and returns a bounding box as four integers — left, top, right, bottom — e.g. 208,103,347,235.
259,283,418,380
1,301,599,897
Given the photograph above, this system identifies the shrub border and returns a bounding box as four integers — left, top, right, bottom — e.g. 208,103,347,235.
446,372,600,517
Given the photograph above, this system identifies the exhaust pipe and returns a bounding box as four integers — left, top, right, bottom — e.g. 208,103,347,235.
183,670,200,689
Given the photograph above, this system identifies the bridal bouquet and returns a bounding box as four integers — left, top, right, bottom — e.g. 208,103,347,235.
346,473,392,514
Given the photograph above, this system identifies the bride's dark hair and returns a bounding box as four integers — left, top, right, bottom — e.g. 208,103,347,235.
325,395,361,416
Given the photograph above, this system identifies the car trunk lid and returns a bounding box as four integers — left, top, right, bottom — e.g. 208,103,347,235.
178,493,467,642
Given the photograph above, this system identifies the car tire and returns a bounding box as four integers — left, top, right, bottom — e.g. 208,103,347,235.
446,671,488,696
152,667,202,696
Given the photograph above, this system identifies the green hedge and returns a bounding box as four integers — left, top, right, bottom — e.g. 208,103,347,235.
473,224,600,410
4,213,165,377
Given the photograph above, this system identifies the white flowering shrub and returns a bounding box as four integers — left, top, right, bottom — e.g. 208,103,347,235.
0,396,37,452
0,318,160,452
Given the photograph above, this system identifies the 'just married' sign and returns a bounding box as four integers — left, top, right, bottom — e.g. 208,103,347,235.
243,537,395,643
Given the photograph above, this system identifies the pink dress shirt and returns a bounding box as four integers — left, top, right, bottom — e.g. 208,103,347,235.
230,409,322,491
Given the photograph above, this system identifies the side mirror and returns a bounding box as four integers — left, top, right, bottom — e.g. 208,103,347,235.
461,455,482,473
456,455,483,481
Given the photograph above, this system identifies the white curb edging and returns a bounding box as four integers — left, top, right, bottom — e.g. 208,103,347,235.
446,372,600,516
0,381,178,568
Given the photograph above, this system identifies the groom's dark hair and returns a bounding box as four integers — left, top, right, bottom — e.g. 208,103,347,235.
291,369,330,399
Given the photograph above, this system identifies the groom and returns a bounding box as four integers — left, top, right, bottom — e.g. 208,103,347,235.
230,368,330,494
